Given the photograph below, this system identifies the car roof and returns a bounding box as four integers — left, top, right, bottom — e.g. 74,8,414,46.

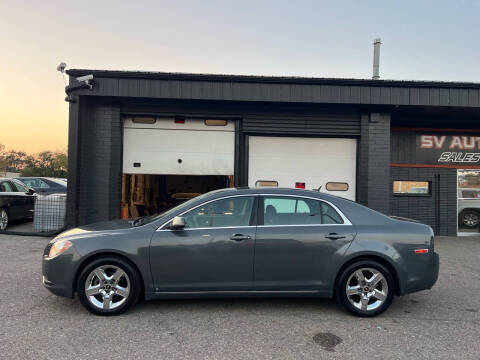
0,178,24,184
148,186,394,229
205,187,346,201
17,177,57,180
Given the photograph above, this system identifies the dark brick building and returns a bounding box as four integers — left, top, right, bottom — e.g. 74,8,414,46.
65,69,480,236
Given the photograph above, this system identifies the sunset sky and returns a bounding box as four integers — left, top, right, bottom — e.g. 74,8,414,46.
1,1,479,154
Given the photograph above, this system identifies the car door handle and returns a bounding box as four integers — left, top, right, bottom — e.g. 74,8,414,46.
230,234,251,241
325,233,346,240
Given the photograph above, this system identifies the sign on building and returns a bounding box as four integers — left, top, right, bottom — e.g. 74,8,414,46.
417,134,480,165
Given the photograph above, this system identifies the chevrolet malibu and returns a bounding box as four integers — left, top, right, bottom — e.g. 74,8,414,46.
42,188,439,317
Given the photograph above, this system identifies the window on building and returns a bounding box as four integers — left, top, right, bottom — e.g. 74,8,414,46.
255,180,279,188
132,116,156,124
393,181,431,196
326,182,349,191
205,119,227,126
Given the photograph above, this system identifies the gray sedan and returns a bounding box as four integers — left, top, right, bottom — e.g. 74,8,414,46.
42,188,439,317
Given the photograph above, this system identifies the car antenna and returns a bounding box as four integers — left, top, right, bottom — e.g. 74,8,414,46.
312,185,322,192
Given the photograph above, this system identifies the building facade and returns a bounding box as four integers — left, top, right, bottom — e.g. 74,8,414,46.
65,69,480,236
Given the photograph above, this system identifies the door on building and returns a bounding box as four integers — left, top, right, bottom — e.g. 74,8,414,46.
150,195,257,292
457,170,480,235
248,136,357,200
121,117,235,218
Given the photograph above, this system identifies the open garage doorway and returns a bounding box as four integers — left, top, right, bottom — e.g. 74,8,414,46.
121,174,234,219
457,169,480,235
121,116,235,219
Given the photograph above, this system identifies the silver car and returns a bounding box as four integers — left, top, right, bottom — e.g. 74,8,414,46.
458,188,480,228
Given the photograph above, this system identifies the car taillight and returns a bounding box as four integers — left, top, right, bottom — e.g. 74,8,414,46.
414,249,429,254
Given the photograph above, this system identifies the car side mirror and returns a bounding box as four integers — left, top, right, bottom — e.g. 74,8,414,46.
26,188,36,195
170,216,186,229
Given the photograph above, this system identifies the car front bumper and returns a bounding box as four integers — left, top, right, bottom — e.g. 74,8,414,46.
42,251,78,298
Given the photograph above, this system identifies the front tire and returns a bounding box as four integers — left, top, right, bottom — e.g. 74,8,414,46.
0,208,8,230
335,260,394,317
77,256,141,316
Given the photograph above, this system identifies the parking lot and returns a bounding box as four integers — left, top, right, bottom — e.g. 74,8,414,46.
0,234,478,360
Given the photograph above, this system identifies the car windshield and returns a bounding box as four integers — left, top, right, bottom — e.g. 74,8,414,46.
137,192,213,226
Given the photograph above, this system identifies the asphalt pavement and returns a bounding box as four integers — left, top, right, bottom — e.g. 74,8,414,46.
0,234,478,359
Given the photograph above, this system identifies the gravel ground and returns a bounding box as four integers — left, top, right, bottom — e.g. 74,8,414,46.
0,234,478,359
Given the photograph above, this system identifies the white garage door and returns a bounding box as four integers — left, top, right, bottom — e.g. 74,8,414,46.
248,136,357,200
123,118,234,175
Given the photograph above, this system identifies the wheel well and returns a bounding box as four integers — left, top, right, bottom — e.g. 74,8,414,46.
335,255,401,296
459,208,480,215
73,252,145,298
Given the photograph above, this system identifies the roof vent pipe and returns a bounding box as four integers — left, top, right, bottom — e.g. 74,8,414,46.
372,38,381,80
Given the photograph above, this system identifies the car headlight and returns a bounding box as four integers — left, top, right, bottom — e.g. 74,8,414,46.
48,240,72,259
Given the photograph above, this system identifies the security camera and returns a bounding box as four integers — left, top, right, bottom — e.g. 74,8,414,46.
76,74,94,89
76,74,93,82
56,62,67,73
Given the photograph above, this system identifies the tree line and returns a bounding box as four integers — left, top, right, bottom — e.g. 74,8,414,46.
0,143,67,178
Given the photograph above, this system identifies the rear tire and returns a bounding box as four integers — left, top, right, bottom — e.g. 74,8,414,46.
0,208,8,230
459,210,479,228
77,256,141,316
335,260,394,317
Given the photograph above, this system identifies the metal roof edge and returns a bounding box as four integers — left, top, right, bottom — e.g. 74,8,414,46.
66,69,480,89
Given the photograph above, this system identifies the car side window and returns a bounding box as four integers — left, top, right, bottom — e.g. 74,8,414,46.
263,196,344,225
320,202,344,224
0,181,14,192
181,196,255,229
23,179,49,188
263,196,321,225
12,181,28,192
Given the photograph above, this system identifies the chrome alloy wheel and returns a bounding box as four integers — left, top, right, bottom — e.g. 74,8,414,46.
463,213,479,227
346,268,388,312
0,209,8,230
84,265,130,310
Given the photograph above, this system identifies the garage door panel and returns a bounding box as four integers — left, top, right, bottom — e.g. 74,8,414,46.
123,126,234,175
248,136,356,200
